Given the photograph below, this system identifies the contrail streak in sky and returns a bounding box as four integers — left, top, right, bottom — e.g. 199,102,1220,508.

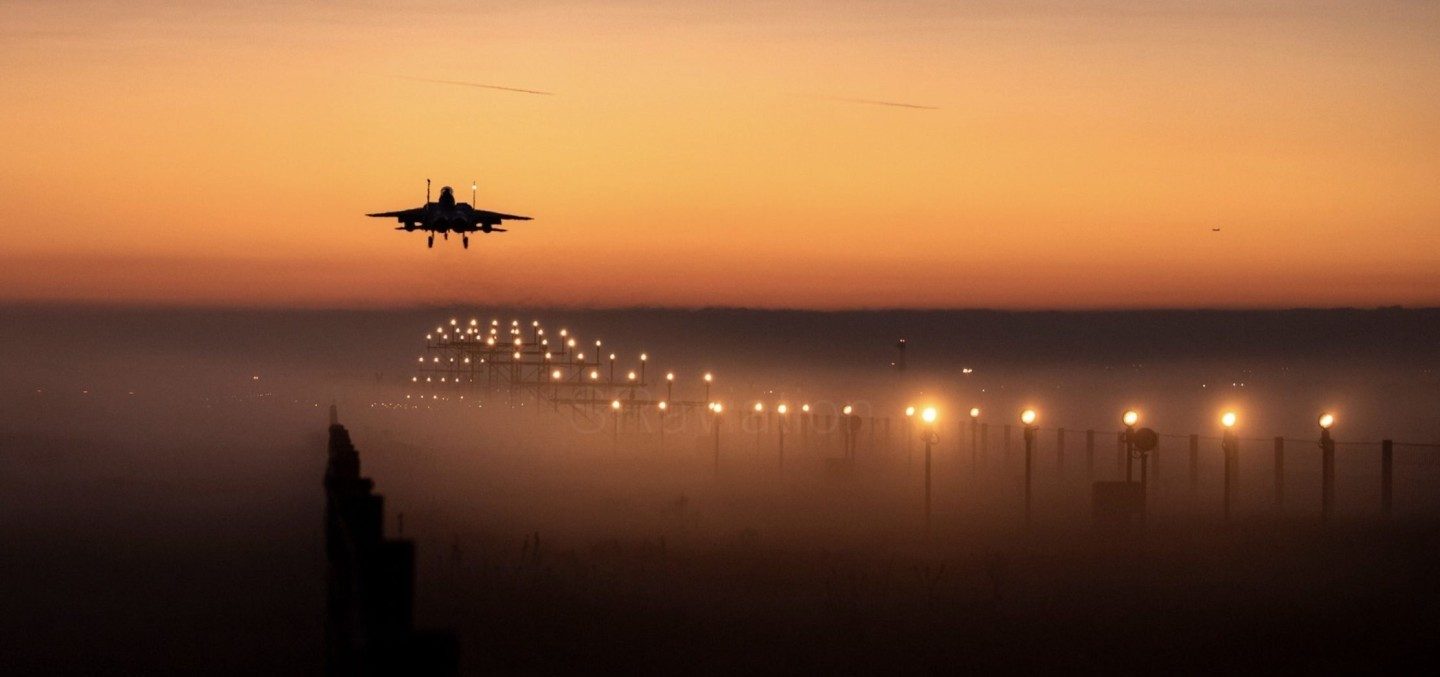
830,96,939,110
396,76,554,96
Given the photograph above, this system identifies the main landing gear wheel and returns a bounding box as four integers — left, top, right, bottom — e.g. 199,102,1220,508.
427,235,434,248
463,235,469,249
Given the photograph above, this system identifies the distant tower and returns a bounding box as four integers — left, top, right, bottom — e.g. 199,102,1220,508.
894,339,908,371
329,402,339,427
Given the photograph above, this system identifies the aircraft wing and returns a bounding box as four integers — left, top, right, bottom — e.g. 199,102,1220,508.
472,209,532,222
366,208,425,220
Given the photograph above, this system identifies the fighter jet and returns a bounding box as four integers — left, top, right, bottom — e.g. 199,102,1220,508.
367,180,532,248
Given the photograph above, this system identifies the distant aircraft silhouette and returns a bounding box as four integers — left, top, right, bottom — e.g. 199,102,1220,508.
367,180,531,249
1212,228,1222,232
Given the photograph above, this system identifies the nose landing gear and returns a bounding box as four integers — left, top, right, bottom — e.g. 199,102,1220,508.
462,235,470,249
427,234,434,248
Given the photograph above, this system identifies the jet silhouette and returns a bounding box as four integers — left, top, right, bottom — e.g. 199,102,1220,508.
367,180,532,248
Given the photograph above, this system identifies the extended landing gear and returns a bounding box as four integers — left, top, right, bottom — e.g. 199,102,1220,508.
462,235,469,249
427,234,434,248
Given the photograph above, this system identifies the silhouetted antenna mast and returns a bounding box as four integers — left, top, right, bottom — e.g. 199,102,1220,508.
471,180,477,206
426,178,431,204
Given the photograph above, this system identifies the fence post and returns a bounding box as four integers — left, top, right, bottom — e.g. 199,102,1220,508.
1085,429,1095,478
1117,432,1125,476
980,423,989,462
1273,436,1285,513
1189,434,1199,495
1381,439,1394,516
1004,425,1012,456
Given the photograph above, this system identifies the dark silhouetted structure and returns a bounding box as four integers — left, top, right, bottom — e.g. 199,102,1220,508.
325,415,457,676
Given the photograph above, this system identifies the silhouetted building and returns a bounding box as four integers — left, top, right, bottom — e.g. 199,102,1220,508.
325,419,457,676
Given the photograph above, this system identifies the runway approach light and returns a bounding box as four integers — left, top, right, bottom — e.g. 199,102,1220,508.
1221,411,1238,428
640,353,648,361
843,405,853,415
658,401,668,411
1319,413,1335,430
611,400,621,411
905,406,916,418
551,369,562,380
712,402,724,414
589,370,599,380
1021,409,1038,425
1123,410,1139,427
627,371,636,381
970,407,980,418
802,404,811,413
921,407,937,424
704,372,713,382
754,402,764,413
778,404,788,415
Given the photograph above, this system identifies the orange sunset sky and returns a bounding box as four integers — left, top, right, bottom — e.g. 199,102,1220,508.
2,1,1437,309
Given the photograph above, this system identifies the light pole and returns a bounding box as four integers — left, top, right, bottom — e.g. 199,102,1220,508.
753,402,765,452
665,372,674,403
777,404,789,469
1319,413,1336,524
1221,411,1238,523
842,405,855,460
921,407,938,533
904,406,916,471
703,372,713,403
639,353,647,384
801,404,811,452
711,402,724,475
658,400,668,453
1123,409,1139,483
612,399,622,449
969,407,980,470
1022,409,1038,527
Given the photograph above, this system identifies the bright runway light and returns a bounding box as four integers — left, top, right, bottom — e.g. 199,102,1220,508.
666,372,675,381
1021,409,1037,425
589,370,599,380
1123,410,1139,427
1221,411,1238,428
778,404,788,415
640,353,648,361
754,402,764,413
712,402,724,414
627,371,636,381
551,369,562,380
801,404,810,412
905,406,916,417
704,372,713,383
922,407,937,424
969,407,980,418
658,401,668,411
1319,413,1335,429
611,400,621,410
842,405,853,415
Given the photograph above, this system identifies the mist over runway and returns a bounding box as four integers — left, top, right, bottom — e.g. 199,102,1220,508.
2,305,1439,672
